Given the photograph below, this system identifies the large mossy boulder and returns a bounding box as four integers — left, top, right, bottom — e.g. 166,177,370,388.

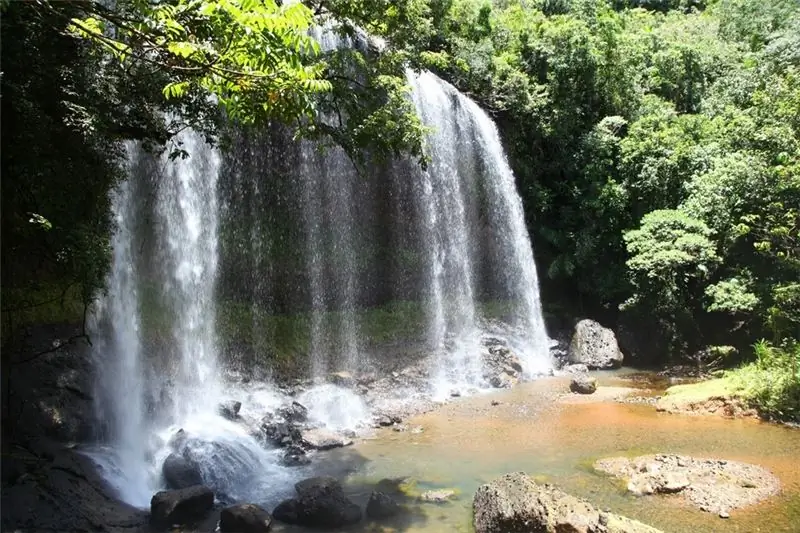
473,472,661,533
568,319,624,369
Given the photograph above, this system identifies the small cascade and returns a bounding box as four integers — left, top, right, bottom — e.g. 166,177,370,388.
408,71,552,392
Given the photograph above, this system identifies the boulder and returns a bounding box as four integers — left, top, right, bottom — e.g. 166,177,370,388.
1,444,147,532
272,499,300,524
570,375,598,395
490,372,518,389
568,319,624,369
274,476,362,529
419,489,457,503
281,445,311,467
276,401,308,424
219,503,272,533
365,491,401,520
301,428,353,451
562,363,589,375
262,419,301,448
150,485,214,527
473,472,662,533
162,453,203,490
218,400,242,420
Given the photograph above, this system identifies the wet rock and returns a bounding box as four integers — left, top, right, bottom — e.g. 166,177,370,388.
330,371,356,388
262,419,301,448
162,453,203,490
489,372,518,389
375,413,401,427
450,389,462,397
272,499,300,524
473,472,662,533
719,509,730,519
220,503,272,532
281,446,311,467
595,454,781,514
218,400,242,420
168,428,188,450
274,477,362,529
366,491,401,520
570,375,597,395
392,424,409,432
419,489,456,503
150,485,214,527
562,363,589,375
1,443,147,532
277,401,309,424
301,428,353,451
491,400,502,406
568,319,624,369
4,325,96,443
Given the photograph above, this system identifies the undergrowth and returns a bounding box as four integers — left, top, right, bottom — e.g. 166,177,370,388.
728,340,800,423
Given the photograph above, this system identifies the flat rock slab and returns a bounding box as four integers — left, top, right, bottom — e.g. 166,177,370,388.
419,489,457,503
301,429,353,450
595,454,780,514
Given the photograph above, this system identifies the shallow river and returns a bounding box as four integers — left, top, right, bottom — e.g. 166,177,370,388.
281,372,800,532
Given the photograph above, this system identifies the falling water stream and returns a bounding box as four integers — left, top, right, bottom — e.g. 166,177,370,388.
90,68,552,508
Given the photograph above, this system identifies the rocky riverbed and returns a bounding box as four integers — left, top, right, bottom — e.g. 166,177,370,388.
3,321,799,533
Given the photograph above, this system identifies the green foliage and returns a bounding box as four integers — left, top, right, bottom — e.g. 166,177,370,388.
728,340,800,422
64,0,329,125
624,209,717,287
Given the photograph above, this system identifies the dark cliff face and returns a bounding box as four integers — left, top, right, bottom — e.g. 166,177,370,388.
1,322,149,533
3,322,97,446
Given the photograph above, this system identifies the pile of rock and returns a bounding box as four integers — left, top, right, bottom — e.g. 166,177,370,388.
273,476,403,529
473,472,662,533
481,337,525,389
256,400,354,466
594,454,781,517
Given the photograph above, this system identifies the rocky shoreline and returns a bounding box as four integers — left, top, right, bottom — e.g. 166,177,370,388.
2,318,794,532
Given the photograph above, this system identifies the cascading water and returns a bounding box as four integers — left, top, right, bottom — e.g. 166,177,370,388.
91,131,297,507
408,71,552,393
90,60,549,509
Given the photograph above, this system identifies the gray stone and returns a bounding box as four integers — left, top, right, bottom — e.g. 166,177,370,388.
220,503,272,532
570,375,597,394
568,319,624,369
419,489,456,503
366,491,401,520
473,472,662,533
274,476,362,529
301,428,353,451
162,453,203,490
276,401,308,424
218,400,242,420
150,485,214,527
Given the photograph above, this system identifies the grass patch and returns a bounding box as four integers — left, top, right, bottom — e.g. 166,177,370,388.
663,377,745,402
727,340,800,422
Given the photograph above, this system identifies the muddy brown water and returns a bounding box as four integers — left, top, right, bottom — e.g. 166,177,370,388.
280,372,800,533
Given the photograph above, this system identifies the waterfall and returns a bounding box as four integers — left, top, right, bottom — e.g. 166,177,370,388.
92,131,295,507
408,71,551,393
90,66,550,508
